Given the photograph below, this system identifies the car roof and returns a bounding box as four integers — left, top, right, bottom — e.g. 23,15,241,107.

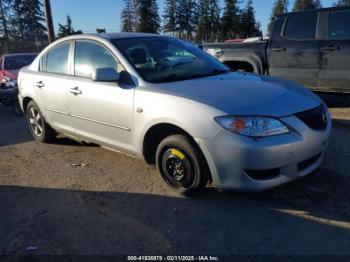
86,32,162,41
50,32,166,46
277,5,350,18
2,53,37,58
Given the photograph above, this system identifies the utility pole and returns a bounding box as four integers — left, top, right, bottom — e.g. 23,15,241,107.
44,0,55,43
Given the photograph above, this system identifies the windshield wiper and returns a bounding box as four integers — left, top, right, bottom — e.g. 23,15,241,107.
151,69,231,83
206,69,231,76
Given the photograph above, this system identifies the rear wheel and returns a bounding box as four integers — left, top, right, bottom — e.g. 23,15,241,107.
156,135,209,195
26,101,56,142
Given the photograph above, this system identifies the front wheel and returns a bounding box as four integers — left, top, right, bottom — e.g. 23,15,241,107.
26,101,56,142
156,135,209,195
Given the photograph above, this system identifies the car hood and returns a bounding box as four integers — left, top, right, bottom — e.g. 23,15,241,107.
153,72,322,117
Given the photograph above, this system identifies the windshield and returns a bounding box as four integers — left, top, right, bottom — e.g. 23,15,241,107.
112,37,229,83
4,54,37,70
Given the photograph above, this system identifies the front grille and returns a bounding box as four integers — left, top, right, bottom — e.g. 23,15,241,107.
245,168,280,180
297,153,322,172
295,105,328,130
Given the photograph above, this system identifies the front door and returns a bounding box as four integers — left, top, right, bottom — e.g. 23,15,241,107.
319,9,350,92
68,40,134,152
268,11,320,89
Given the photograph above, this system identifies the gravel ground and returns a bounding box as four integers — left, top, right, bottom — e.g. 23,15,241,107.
0,95,350,256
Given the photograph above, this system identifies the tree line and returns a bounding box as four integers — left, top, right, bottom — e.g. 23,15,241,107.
122,0,350,42
121,0,261,42
0,0,46,41
0,0,85,44
1,0,350,45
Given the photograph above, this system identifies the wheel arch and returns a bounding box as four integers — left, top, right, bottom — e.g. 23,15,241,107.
141,122,210,172
142,123,193,164
221,54,265,74
22,96,34,114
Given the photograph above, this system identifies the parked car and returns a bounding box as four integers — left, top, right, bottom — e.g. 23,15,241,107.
0,53,37,115
18,33,331,194
203,6,350,93
0,53,37,86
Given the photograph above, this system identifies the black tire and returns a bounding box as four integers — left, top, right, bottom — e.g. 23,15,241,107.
26,100,56,143
156,134,209,195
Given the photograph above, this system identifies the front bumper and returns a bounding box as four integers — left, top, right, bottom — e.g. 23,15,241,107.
196,112,332,191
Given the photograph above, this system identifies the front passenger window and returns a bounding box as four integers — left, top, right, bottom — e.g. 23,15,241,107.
74,41,122,78
284,13,317,40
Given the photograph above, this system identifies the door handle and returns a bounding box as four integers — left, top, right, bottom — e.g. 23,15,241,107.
70,87,82,95
271,47,286,52
320,45,340,51
36,81,45,88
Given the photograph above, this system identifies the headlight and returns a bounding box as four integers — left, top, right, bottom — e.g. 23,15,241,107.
215,116,290,137
3,76,17,88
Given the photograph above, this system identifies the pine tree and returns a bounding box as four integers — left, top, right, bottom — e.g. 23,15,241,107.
136,0,160,33
121,0,137,32
220,0,240,41
20,0,46,39
240,0,259,38
150,0,160,33
0,0,11,40
196,0,220,42
163,0,177,35
175,0,197,39
293,0,322,11
10,0,25,39
208,0,220,42
57,15,82,38
334,0,350,6
268,0,288,34
196,0,210,42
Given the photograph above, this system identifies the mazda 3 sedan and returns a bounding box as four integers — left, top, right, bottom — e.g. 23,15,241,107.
18,33,331,194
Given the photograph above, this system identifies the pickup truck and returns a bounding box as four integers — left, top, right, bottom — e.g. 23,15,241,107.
203,6,350,93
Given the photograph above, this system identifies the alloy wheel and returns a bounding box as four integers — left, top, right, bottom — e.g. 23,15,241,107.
28,107,43,137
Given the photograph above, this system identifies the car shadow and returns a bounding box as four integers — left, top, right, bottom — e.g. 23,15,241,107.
1,166,350,256
0,105,98,148
0,105,33,147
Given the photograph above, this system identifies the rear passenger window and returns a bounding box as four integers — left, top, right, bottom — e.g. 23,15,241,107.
284,13,317,40
330,10,350,39
40,42,70,74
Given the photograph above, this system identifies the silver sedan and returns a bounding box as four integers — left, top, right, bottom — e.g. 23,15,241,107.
18,33,331,194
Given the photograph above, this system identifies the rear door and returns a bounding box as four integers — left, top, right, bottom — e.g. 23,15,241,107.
35,41,74,133
319,9,350,92
67,40,134,151
268,12,320,89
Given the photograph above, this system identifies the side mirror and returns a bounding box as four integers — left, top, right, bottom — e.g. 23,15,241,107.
92,68,119,82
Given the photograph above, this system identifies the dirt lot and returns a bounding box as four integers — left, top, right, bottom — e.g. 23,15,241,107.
0,94,350,256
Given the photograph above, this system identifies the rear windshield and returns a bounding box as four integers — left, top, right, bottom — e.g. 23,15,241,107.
4,55,37,70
